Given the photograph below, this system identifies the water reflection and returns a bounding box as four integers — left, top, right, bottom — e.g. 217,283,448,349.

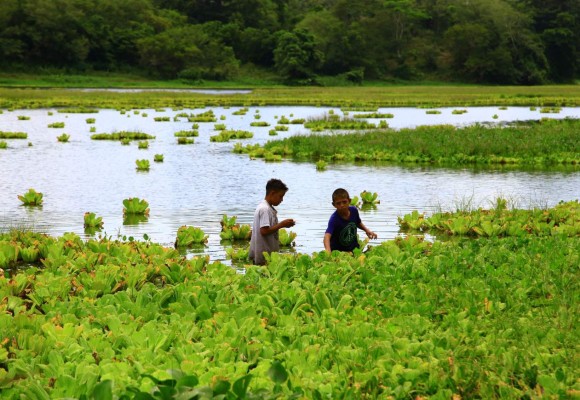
0,105,578,263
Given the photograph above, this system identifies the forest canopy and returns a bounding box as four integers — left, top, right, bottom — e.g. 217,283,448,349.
0,0,578,84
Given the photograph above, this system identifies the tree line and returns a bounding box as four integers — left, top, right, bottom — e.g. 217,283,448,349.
0,0,578,84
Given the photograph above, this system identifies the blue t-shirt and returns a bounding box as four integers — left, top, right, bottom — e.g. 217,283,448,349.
325,206,361,252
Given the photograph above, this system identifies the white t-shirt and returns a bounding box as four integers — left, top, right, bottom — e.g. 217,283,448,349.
249,199,279,265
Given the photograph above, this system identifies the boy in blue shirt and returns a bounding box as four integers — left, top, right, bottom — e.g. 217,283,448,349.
324,188,377,253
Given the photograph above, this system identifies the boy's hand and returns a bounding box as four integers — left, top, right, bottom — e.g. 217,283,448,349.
281,219,296,228
366,230,377,239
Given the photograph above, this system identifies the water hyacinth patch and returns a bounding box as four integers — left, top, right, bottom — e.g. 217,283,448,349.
0,213,577,398
220,214,237,230
360,190,380,205
177,137,194,144
278,228,297,246
153,116,170,121
154,154,164,162
18,188,43,206
83,212,104,229
135,159,150,171
57,133,70,142
48,122,65,128
122,197,149,216
225,245,250,261
175,225,209,247
85,118,96,124
91,131,155,141
0,131,27,139
174,130,198,137
398,199,580,237
250,121,270,127
137,140,149,149
188,110,216,122
0,140,7,149
17,115,30,120
316,160,327,170
210,130,253,142
220,224,252,241
57,107,99,113
352,112,394,118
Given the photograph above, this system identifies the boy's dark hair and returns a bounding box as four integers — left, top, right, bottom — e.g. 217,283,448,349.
266,178,288,194
332,188,350,203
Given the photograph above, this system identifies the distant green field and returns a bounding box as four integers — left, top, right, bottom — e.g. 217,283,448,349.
0,73,579,109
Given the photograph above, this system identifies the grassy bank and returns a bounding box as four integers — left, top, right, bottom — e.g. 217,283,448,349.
237,118,580,167
1,83,580,110
0,201,578,398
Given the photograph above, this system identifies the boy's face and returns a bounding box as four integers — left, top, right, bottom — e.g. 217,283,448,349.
267,190,286,206
333,196,350,211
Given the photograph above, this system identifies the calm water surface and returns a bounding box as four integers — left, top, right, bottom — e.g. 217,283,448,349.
1,105,579,263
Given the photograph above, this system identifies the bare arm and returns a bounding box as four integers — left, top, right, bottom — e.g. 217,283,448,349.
323,233,332,253
259,218,295,236
358,222,377,239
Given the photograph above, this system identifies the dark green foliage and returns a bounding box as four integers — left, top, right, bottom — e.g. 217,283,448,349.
0,0,577,84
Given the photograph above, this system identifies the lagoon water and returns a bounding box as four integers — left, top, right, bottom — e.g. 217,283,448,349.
1,105,579,263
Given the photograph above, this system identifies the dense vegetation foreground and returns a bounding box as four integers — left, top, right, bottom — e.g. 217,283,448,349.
1,202,578,399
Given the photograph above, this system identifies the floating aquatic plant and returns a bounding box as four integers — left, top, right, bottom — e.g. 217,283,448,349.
220,224,252,241
278,228,297,247
174,130,198,137
91,131,155,141
177,137,194,144
135,159,150,171
225,246,250,261
250,121,270,127
138,141,149,149
17,115,30,120
360,191,380,205
0,131,27,139
154,116,170,122
48,122,65,128
316,160,327,171
86,118,96,124
220,214,237,230
268,130,278,136
123,198,149,216
175,225,208,247
83,212,104,229
0,141,7,149
352,113,394,119
18,188,43,206
154,154,164,162
57,133,70,142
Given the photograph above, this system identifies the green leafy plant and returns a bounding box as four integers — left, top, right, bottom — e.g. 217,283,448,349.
177,137,194,144
175,225,208,247
17,115,30,120
138,140,149,149
225,246,250,261
0,141,7,149
135,159,150,171
154,116,170,121
154,154,164,162
48,122,65,128
174,130,198,137
220,214,237,230
91,131,155,141
57,133,70,142
278,228,296,246
316,160,327,171
86,118,96,124
123,197,149,216
18,188,43,206
360,190,380,205
84,212,104,229
220,224,252,241
0,131,27,139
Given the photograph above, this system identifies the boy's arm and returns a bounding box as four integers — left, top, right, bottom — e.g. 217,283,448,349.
358,222,377,239
323,233,332,253
259,219,295,236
